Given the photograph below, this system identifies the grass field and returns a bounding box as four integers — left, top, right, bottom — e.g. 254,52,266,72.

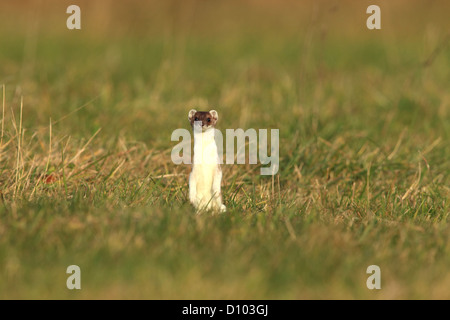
0,0,449,299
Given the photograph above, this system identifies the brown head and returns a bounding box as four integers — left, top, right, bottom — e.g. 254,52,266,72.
188,109,219,131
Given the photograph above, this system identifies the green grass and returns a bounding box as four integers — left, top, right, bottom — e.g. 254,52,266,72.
0,1,449,299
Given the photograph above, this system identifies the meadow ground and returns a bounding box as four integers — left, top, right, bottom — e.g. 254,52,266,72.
0,0,449,299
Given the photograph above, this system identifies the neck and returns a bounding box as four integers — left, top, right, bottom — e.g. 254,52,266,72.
193,127,215,141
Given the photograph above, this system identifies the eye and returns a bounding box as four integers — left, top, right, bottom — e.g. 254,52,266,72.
207,118,211,123
194,117,199,121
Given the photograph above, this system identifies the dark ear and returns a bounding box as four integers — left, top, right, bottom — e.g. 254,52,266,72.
209,110,218,121
188,109,197,121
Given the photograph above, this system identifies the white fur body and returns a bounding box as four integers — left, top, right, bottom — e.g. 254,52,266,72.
189,127,226,212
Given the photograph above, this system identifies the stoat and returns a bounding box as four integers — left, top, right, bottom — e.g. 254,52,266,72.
188,109,226,213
